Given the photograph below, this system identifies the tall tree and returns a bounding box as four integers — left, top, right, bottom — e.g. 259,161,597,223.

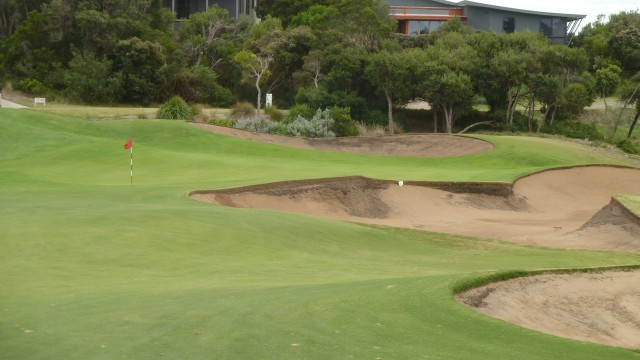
366,50,413,134
234,50,273,112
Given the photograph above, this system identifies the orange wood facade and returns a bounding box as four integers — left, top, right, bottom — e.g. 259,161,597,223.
389,6,467,35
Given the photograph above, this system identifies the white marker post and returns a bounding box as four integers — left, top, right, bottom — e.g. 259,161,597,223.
124,139,133,184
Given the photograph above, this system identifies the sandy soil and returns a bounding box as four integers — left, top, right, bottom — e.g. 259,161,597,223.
191,166,640,252
456,270,640,349
190,123,494,157
189,126,640,350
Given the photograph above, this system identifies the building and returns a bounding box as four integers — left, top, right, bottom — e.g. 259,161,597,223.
386,0,585,44
163,0,256,20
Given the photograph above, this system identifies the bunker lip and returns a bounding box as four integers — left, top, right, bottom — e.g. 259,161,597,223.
190,122,495,157
190,165,640,252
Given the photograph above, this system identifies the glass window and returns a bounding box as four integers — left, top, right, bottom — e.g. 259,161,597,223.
552,18,565,37
503,17,515,33
430,21,443,34
420,21,429,35
409,21,420,36
540,18,553,37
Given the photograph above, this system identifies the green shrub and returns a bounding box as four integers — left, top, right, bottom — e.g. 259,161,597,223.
230,101,256,119
541,121,603,141
617,138,640,154
284,104,314,124
157,96,193,120
18,78,47,95
330,106,359,137
209,118,234,127
264,105,285,122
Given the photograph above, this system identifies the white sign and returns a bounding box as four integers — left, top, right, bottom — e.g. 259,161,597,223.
34,97,46,107
265,93,273,108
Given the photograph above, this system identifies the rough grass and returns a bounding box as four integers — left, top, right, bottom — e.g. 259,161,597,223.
2,108,640,359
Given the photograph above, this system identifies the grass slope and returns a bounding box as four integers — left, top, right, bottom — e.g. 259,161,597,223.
1,109,640,359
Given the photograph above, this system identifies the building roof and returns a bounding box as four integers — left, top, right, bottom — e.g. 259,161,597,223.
458,1,586,20
431,0,459,5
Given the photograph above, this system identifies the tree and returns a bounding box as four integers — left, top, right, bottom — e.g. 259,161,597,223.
617,76,640,139
424,69,473,134
180,6,234,67
595,64,622,139
490,32,544,126
300,50,324,88
365,50,413,134
235,50,273,112
112,37,166,104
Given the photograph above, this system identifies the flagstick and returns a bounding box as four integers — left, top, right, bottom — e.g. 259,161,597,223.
130,146,133,185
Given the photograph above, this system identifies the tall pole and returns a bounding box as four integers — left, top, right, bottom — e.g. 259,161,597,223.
130,145,133,185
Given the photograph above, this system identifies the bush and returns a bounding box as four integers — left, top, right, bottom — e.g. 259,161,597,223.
210,118,234,127
230,101,256,119
330,107,359,137
234,115,279,133
264,105,285,122
157,96,193,120
286,108,335,138
541,121,604,141
284,104,314,124
617,138,640,154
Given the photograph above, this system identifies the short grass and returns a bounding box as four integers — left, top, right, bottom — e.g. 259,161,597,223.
616,194,640,217
1,108,640,359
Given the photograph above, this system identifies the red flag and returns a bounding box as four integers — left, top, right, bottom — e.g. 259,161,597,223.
124,139,132,150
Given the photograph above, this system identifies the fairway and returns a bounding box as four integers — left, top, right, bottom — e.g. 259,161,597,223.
2,109,640,359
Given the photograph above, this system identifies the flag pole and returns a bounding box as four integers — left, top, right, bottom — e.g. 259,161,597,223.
124,139,133,185
130,145,133,185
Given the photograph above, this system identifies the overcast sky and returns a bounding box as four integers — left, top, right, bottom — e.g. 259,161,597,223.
456,0,639,29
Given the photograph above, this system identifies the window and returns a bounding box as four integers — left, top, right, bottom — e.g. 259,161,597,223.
503,17,515,33
540,18,566,44
405,20,444,36
430,21,443,33
409,21,420,36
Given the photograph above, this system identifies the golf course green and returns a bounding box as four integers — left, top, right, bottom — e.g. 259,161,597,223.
1,109,640,359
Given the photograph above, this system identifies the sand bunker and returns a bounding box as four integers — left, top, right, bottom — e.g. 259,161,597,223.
191,166,640,349
191,123,494,157
457,269,640,349
191,166,640,252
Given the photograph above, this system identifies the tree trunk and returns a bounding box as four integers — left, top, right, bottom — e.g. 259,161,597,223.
255,76,262,113
443,105,454,134
628,107,640,139
386,91,394,135
433,108,438,134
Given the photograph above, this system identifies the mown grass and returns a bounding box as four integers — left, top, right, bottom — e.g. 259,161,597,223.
616,194,640,217
1,108,640,359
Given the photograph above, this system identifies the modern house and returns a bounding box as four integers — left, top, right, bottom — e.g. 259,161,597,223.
163,0,585,45
386,0,586,44
162,0,256,20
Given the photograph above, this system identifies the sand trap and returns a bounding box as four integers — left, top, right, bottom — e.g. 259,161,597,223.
191,123,494,157
456,270,640,349
191,166,640,252
191,166,640,349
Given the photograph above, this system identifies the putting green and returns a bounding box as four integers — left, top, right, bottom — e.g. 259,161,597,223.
1,109,639,359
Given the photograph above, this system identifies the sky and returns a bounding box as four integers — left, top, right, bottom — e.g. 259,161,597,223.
455,0,640,29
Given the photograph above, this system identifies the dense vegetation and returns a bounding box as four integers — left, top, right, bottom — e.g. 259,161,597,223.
0,0,639,138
